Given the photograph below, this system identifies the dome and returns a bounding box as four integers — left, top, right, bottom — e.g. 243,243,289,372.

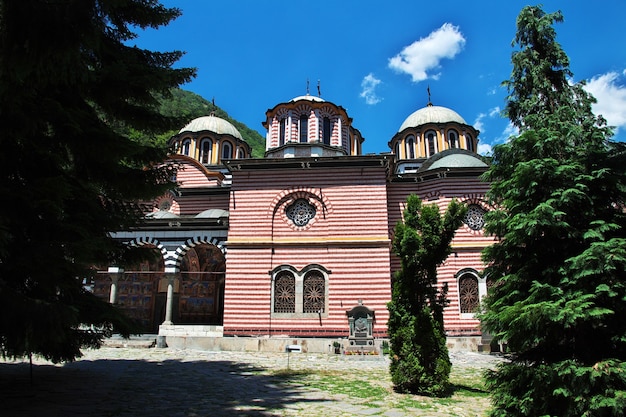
179,115,243,140
289,94,325,103
195,209,229,219
420,149,488,172
399,105,466,132
145,211,180,219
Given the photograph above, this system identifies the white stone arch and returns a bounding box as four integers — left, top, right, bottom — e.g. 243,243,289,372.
171,236,227,273
127,236,169,265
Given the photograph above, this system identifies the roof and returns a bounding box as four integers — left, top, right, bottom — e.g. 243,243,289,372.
179,115,243,140
289,94,325,103
195,209,229,219
399,105,466,132
420,149,488,172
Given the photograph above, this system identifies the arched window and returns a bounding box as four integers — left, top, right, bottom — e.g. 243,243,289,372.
236,148,245,159
299,114,308,143
459,273,479,314
448,130,459,149
322,117,331,145
466,134,475,152
182,139,191,156
405,135,416,159
200,138,212,164
279,118,286,146
425,130,437,157
271,265,329,317
273,271,295,313
394,141,400,157
303,270,325,313
221,141,232,160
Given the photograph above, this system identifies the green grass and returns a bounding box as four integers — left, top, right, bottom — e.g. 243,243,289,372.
270,366,492,415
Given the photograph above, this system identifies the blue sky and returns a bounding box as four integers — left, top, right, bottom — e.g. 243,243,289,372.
135,1,626,155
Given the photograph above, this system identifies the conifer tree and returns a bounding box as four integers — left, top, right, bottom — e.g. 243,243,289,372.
0,0,195,362
481,6,626,416
387,194,466,396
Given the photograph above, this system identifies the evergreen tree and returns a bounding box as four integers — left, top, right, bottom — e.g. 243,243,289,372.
0,0,195,362
387,194,466,396
481,6,626,416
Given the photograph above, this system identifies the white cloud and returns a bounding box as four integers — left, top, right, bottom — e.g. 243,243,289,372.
473,106,501,133
474,107,507,156
388,23,466,82
583,71,626,133
477,143,492,156
360,73,382,105
497,122,518,143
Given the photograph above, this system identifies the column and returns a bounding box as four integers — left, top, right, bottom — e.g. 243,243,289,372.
163,273,177,325
107,267,124,304
336,117,342,147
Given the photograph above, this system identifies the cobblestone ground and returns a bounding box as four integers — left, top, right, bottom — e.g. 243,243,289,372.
0,347,505,417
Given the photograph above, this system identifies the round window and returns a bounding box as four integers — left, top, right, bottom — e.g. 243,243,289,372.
286,199,316,227
464,204,486,231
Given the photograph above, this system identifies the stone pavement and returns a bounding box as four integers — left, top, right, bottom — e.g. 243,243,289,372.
0,347,504,416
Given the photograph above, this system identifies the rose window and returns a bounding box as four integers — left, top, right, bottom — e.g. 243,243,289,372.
303,272,325,313
286,199,316,227
459,274,479,314
464,204,486,231
274,272,295,313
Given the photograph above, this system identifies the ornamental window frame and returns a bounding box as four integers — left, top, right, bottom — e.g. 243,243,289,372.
456,268,487,319
182,138,191,156
322,116,332,145
405,135,416,159
270,264,330,318
425,130,437,157
299,114,309,143
221,141,233,160
466,133,475,152
200,138,212,164
448,129,459,149
279,118,286,146
285,198,317,227
464,203,487,231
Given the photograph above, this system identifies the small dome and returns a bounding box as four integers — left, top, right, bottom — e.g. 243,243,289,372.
420,149,488,171
145,211,180,219
195,209,229,219
179,115,243,140
289,94,325,103
399,105,466,132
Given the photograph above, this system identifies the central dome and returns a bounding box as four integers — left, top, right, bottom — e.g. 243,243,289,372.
399,105,466,132
179,115,243,140
289,94,325,103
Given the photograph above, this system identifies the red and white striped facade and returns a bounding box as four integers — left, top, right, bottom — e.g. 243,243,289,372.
103,95,492,341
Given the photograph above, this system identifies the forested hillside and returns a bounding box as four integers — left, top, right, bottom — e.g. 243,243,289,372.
156,89,265,158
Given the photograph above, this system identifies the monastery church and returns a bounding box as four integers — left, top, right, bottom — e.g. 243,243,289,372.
94,92,494,352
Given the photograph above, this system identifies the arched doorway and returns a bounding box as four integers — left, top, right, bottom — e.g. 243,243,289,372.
93,245,165,333
178,244,226,325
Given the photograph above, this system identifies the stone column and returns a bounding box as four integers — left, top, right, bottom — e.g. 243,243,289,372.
107,267,124,304
163,273,177,325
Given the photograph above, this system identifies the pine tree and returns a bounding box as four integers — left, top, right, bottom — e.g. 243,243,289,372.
0,0,195,362
387,194,466,396
481,6,626,416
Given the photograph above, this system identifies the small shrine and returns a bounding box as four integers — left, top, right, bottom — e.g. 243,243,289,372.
346,300,375,352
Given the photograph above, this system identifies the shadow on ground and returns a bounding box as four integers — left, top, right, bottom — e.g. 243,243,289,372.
0,357,330,416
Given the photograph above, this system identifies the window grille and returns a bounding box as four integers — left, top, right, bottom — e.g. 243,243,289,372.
303,271,325,313
273,272,295,313
286,199,316,227
459,274,479,314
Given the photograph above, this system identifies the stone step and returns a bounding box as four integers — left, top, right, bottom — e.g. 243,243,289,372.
103,335,157,348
